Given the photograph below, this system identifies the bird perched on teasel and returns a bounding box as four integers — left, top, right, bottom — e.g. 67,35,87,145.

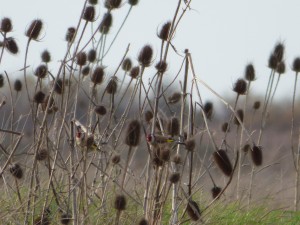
146,134,185,146
74,119,99,151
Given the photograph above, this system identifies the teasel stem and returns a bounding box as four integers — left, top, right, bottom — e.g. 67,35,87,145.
187,92,194,196
0,33,6,63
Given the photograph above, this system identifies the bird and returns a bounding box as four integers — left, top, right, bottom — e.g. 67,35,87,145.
146,134,185,146
74,120,98,152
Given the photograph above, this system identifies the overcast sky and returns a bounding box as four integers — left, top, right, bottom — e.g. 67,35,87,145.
1,0,300,104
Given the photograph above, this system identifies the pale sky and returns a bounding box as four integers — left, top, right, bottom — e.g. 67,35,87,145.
1,0,300,103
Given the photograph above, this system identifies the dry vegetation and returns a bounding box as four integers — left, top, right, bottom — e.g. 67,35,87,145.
0,0,300,224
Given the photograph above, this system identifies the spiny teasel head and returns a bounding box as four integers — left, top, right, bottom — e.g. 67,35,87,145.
0,74,4,88
88,49,97,63
125,120,141,147
276,61,286,74
152,147,163,167
106,77,118,94
292,57,300,73
111,154,121,164
0,17,12,33
144,110,153,123
76,52,87,66
243,144,251,153
155,60,168,73
203,101,213,120
122,58,132,72
129,66,140,79
158,21,171,41
172,153,182,165
9,163,23,179
99,12,113,34
268,53,278,70
41,95,55,113
34,65,48,79
89,0,98,5
14,79,23,92
160,148,171,162
105,0,122,10
128,0,139,6
34,91,46,104
86,135,95,149
4,37,18,54
91,66,105,85
169,172,180,184
65,27,76,42
213,149,233,176
82,6,95,22
94,105,107,115
114,194,127,211
273,42,285,62
60,213,71,225
253,101,260,110
26,19,43,40
251,145,263,166
138,45,153,67
82,66,90,76
233,78,247,95
167,117,179,136
234,109,244,126
221,122,230,133
138,218,149,225
36,148,49,161
186,200,201,221
54,78,64,94
41,50,51,63
168,92,181,104
211,186,222,199
245,63,255,81
185,139,196,151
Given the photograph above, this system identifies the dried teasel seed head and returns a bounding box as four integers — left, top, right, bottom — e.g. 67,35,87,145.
60,213,71,225
169,172,180,184
105,0,122,10
213,149,233,176
211,186,222,199
114,194,127,211
144,110,153,123
292,57,300,73
251,145,263,166
0,74,4,88
203,101,213,120
129,66,140,79
268,53,278,70
185,139,196,151
155,60,168,73
41,95,55,113
86,135,95,149
245,63,255,81
26,19,43,40
88,0,98,5
273,42,285,62
91,66,105,85
152,151,163,167
111,154,121,164
65,27,76,42
122,58,132,72
41,50,51,63
186,200,201,221
276,61,286,74
128,0,139,6
138,45,153,67
167,117,179,136
4,37,18,54
125,120,141,147
221,122,230,133
158,21,171,41
99,12,113,34
9,163,23,179
106,77,118,94
76,52,87,66
253,101,260,110
94,105,107,115
34,91,46,104
82,6,95,22
87,49,97,63
34,65,48,79
138,218,149,225
82,66,90,76
1,17,13,33
160,148,170,162
168,92,181,104
172,154,182,164
243,144,251,153
234,109,244,126
54,78,64,94
36,149,49,161
233,78,247,95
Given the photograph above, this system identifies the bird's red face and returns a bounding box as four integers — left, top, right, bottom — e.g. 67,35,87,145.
146,134,152,143
76,126,83,138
